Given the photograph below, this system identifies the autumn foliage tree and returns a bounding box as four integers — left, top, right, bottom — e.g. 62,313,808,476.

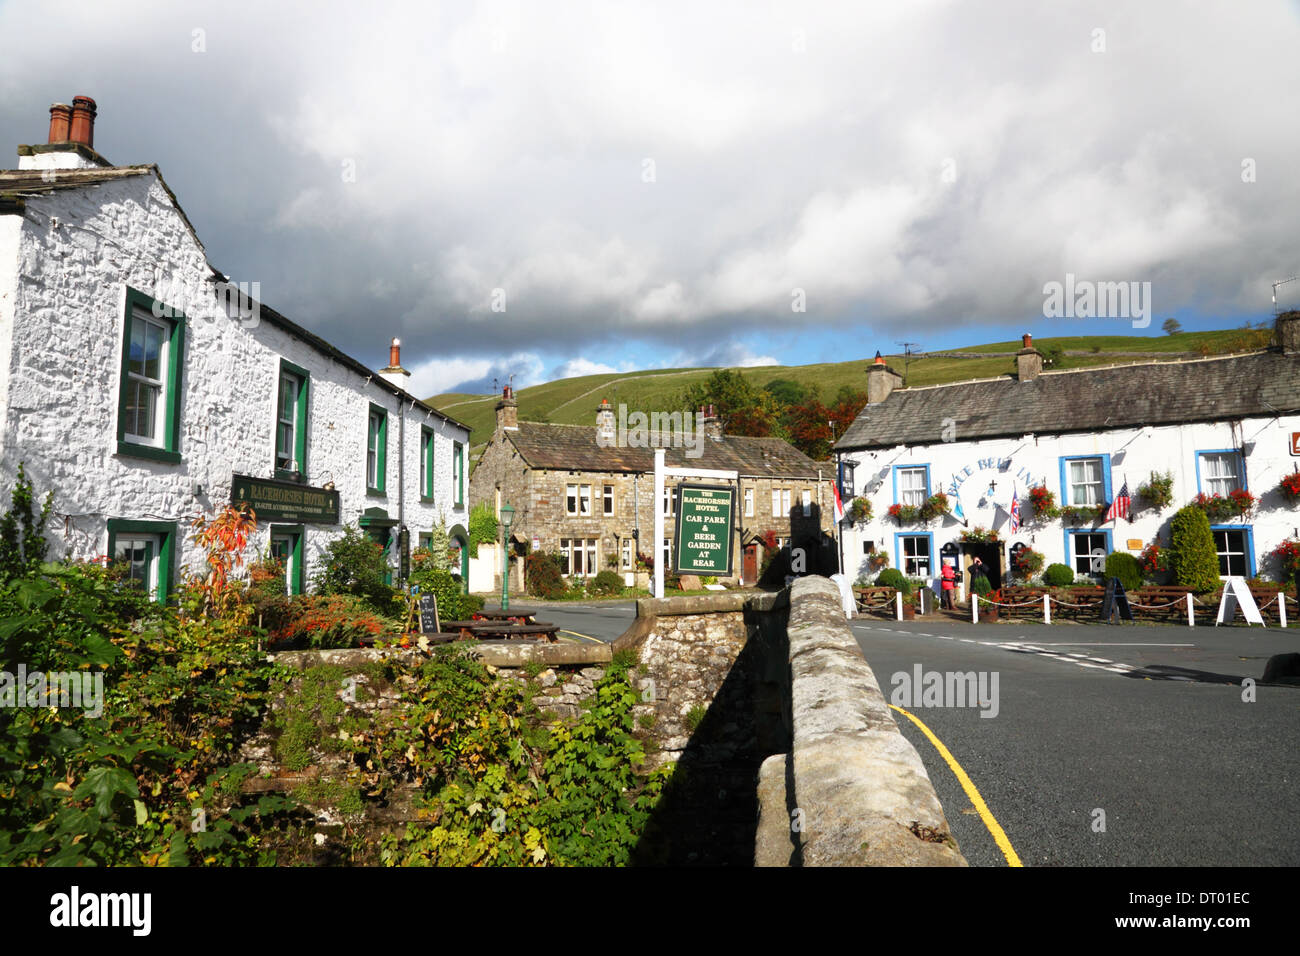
188,504,257,618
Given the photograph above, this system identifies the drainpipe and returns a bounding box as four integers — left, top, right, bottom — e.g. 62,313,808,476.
633,472,640,551
397,398,407,582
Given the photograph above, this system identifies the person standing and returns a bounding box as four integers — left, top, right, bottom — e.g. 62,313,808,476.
940,561,956,610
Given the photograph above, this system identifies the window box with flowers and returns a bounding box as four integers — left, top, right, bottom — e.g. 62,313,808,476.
1059,503,1107,526
1192,490,1255,522
1026,484,1059,522
887,503,920,525
889,493,947,526
960,526,1000,544
1276,471,1300,506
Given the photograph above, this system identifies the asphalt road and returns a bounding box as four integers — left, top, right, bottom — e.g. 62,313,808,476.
851,618,1300,867
480,599,636,643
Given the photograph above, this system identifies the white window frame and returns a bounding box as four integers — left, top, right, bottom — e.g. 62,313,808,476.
603,484,614,516
579,485,591,516
1071,532,1108,576
801,489,812,517
897,467,927,508
744,488,754,517
621,538,633,570
367,410,384,490
1067,457,1104,506
114,534,161,600
123,312,171,448
899,535,931,576
1213,528,1249,577
1200,452,1242,497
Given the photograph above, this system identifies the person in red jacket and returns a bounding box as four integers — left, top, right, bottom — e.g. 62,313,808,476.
940,561,956,610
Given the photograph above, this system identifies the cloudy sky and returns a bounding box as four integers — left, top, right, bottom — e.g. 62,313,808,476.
2,0,1298,397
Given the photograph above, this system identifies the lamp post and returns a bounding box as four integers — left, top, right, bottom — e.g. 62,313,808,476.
499,502,515,611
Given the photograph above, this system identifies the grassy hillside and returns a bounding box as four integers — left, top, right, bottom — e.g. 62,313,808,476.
431,328,1271,455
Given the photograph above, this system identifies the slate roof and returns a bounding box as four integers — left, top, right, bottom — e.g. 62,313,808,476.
505,421,830,478
835,350,1300,452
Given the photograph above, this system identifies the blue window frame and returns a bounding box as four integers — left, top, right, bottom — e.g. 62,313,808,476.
1063,528,1113,578
894,531,935,578
1058,454,1112,508
1195,449,1246,497
1210,525,1254,578
892,464,931,507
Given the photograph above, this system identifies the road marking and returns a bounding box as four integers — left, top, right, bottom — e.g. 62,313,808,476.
558,629,604,644
1015,642,1195,647
889,704,1023,868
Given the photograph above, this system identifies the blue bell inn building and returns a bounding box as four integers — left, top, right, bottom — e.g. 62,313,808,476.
833,321,1300,592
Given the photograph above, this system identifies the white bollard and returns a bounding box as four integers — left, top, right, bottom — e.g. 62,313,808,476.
896,591,903,621
1043,593,1052,625
1279,593,1287,629
1186,592,1194,627
971,596,979,623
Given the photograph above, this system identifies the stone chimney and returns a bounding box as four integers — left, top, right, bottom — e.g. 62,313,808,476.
865,351,903,404
18,94,112,170
595,398,615,445
496,384,519,431
1016,333,1044,381
1277,311,1300,356
701,403,723,442
377,337,410,390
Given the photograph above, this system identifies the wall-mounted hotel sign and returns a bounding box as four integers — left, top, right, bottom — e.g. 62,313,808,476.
1291,432,1300,456
231,474,340,524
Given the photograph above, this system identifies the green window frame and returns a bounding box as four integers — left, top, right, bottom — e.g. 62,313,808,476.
275,359,310,481
420,426,435,501
367,404,388,495
269,524,306,596
117,287,185,464
453,441,464,507
106,519,176,603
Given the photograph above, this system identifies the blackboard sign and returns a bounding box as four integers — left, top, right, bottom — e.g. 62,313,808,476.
419,594,440,634
1102,577,1133,624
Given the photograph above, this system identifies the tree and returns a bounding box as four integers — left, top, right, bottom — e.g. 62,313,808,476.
679,369,778,437
1162,318,1182,335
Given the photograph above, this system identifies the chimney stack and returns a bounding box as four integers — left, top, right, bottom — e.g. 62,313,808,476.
47,103,72,143
1016,333,1044,381
595,398,615,445
496,384,519,432
69,96,97,148
1278,311,1300,356
377,337,411,391
865,351,903,404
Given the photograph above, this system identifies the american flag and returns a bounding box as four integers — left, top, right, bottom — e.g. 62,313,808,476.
1008,483,1021,533
1106,477,1131,523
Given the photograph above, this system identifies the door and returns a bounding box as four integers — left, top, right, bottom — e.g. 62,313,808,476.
743,543,758,585
271,533,295,595
964,543,1003,591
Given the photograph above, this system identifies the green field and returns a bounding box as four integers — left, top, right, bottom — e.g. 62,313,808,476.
431,328,1271,456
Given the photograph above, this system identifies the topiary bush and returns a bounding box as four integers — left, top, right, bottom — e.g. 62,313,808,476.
1103,552,1143,591
1170,504,1221,593
526,551,568,600
1043,563,1075,587
591,570,624,596
876,567,911,594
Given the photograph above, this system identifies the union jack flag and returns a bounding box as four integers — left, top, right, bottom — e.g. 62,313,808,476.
1106,477,1131,523
1008,483,1021,533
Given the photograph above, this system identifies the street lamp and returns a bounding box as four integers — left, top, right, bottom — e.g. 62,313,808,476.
499,502,515,611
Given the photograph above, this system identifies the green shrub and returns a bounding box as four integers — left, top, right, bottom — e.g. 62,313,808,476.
468,502,498,558
591,570,624,596
313,525,397,614
409,560,481,621
1043,563,1075,587
1103,552,1143,591
526,551,568,600
1170,505,1221,593
269,594,386,649
969,574,992,597
876,567,911,594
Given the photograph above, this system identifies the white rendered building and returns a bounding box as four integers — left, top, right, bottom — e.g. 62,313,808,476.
833,325,1300,591
0,97,471,600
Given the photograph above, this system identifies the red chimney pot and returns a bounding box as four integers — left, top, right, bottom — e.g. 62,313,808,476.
68,96,97,148
389,338,401,368
873,351,885,365
48,103,72,143
1022,333,1033,348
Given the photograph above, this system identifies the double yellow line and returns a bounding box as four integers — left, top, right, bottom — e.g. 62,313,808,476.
890,704,1023,867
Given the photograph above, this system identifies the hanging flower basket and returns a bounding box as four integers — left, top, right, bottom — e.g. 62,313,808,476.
866,549,890,572
1011,547,1044,578
1270,537,1300,577
920,492,949,522
849,496,873,523
960,526,1000,544
1136,471,1174,512
1277,472,1300,505
1027,484,1059,521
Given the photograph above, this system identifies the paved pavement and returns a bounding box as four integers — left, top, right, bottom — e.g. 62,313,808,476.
851,617,1300,867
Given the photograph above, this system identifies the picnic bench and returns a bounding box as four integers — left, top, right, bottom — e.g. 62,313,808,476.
1047,585,1105,619
1127,585,1193,622
853,586,898,615
472,609,540,626
441,619,559,642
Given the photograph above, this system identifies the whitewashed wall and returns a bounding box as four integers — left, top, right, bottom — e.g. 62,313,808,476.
0,171,468,587
839,417,1300,584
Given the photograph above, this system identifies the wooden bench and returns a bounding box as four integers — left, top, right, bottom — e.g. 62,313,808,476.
994,586,1047,617
854,586,898,616
1049,585,1105,619
473,609,539,626
1129,586,1193,622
